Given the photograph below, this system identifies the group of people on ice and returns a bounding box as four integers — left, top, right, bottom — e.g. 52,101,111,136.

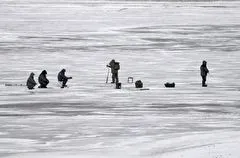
26,69,72,89
106,59,209,88
26,59,209,90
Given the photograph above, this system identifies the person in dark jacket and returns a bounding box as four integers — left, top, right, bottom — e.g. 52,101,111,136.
58,69,72,88
26,72,37,90
200,60,209,87
38,70,49,88
107,59,119,83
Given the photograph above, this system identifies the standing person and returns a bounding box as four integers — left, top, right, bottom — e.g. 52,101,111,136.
200,60,209,87
107,59,120,83
38,70,49,88
58,69,72,88
26,72,37,90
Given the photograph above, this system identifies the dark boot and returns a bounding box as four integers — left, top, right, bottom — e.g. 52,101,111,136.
38,84,47,88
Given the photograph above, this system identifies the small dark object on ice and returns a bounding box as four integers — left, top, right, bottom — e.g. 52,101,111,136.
165,82,175,88
135,80,143,88
116,82,121,89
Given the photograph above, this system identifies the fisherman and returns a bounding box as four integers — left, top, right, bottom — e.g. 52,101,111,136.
26,72,37,90
58,69,72,88
107,59,120,83
38,70,49,88
200,60,209,87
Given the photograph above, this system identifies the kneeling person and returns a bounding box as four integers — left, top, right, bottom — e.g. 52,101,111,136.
58,69,72,88
27,72,37,90
38,70,49,88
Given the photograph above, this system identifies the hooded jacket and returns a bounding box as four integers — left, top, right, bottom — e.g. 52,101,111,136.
27,72,37,89
58,69,68,81
200,61,209,77
38,70,49,85
108,60,119,74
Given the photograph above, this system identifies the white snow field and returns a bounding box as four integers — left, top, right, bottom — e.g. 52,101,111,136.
0,0,240,158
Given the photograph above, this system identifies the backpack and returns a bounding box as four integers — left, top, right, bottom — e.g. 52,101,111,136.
135,80,143,88
114,62,120,70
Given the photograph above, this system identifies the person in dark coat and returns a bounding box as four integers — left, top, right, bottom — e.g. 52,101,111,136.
38,70,49,88
26,72,37,89
58,69,72,88
107,59,119,83
200,60,209,87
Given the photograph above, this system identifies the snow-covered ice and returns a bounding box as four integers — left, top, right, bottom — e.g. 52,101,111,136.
0,0,240,158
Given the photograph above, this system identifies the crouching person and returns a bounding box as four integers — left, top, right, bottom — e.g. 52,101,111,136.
27,72,37,90
58,69,72,88
38,70,49,88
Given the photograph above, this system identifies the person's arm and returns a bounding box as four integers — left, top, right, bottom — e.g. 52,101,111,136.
27,77,36,86
64,75,72,80
107,60,114,68
46,77,49,84
41,75,49,84
62,74,72,80
107,62,112,68
205,67,209,74
31,78,37,86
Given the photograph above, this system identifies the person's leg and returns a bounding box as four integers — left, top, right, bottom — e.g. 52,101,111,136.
204,76,207,86
111,73,115,83
202,76,204,86
115,72,119,83
40,82,48,88
61,79,68,88
202,76,206,87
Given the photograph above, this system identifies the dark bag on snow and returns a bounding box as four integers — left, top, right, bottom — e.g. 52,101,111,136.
116,82,121,89
135,80,143,88
164,82,175,88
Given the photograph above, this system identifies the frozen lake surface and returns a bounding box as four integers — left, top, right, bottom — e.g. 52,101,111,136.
0,0,240,157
